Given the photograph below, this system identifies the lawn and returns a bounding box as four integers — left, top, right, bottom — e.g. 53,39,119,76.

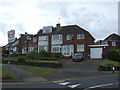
1,65,16,79
100,59,120,67
26,60,60,64
18,65,58,77
2,56,60,64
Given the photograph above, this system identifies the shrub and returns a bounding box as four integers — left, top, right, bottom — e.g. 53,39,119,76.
17,56,26,62
108,49,120,62
39,50,51,57
11,52,19,57
26,51,39,60
53,53,62,58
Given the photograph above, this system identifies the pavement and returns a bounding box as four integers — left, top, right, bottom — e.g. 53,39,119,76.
2,59,119,83
2,64,47,83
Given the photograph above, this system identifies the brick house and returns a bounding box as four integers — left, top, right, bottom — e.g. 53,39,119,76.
89,33,120,59
37,24,95,58
28,34,37,53
19,32,33,55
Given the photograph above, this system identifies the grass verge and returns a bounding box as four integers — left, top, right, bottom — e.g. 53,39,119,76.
18,65,58,77
1,65,16,79
100,59,120,67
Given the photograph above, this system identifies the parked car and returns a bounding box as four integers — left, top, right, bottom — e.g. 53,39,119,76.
72,53,84,62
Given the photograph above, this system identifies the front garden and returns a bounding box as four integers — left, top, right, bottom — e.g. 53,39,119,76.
2,50,63,68
99,49,120,71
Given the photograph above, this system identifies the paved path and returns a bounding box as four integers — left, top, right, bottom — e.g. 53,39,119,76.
3,64,47,83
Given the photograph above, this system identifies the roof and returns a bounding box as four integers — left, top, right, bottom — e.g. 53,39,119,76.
55,25,95,40
37,25,95,40
104,33,120,41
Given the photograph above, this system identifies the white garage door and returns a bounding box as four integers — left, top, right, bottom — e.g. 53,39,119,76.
90,48,103,59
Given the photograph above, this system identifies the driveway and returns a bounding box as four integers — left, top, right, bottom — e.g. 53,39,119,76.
44,59,114,81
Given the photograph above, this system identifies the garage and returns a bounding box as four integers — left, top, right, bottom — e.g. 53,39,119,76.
90,48,103,59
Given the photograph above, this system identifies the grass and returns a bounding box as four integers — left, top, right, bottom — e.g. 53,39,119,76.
1,65,16,79
2,56,17,61
2,56,60,64
18,65,57,77
100,59,120,67
26,60,60,64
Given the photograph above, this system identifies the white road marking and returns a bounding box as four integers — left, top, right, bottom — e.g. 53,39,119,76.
83,83,118,90
59,82,70,85
68,84,80,88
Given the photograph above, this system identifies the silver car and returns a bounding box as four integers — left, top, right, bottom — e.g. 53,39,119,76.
72,53,84,62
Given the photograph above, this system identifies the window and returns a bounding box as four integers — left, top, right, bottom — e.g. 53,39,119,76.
67,34,73,40
77,44,84,52
52,34,62,40
51,46,61,53
101,41,108,45
39,36,48,41
77,34,84,39
112,42,116,46
43,26,53,33
39,46,48,52
33,37,37,42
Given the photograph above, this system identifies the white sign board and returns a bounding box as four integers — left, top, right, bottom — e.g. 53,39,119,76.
8,30,15,43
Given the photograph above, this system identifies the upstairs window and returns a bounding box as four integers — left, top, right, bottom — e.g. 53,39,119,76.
67,34,73,40
33,37,37,42
43,26,53,33
52,34,62,40
77,34,84,39
112,42,116,46
39,36,48,41
101,41,108,45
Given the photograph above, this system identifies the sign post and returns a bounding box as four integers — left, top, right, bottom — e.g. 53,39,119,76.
7,30,15,77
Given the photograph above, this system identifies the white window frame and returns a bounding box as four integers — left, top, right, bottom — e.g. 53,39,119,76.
38,45,48,52
112,42,116,46
51,46,61,53
77,44,84,52
101,41,108,45
39,36,48,41
67,34,72,40
77,34,84,39
52,34,62,40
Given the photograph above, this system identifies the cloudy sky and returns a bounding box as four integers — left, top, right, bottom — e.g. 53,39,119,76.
0,0,118,46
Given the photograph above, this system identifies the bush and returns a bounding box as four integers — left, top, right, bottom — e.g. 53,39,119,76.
53,53,62,58
108,49,120,62
11,52,19,57
17,56,26,62
39,50,51,58
26,51,39,60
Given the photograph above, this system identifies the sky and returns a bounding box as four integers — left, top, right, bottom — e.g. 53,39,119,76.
0,0,119,46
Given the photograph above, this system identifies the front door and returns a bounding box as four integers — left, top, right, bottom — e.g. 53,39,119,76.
62,45,74,56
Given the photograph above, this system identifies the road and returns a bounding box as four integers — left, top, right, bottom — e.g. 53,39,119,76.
2,74,119,89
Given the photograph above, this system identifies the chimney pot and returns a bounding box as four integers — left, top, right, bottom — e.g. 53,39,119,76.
56,23,60,27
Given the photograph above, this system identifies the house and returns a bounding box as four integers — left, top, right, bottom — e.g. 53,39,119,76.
89,33,120,59
28,34,37,53
19,32,33,55
37,23,95,58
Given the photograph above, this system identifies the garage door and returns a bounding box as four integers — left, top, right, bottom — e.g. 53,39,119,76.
90,48,103,59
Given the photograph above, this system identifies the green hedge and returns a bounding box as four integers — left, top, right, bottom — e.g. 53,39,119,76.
108,49,120,62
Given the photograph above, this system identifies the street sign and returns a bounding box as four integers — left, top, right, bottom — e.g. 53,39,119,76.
8,30,15,43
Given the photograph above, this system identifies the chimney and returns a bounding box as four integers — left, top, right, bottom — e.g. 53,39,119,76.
56,23,61,27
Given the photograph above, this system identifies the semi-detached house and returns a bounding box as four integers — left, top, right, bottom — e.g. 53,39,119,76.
37,24,95,58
